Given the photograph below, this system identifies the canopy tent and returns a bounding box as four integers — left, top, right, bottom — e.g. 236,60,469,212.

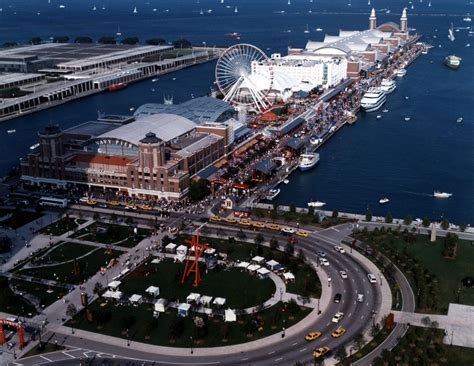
178,303,191,317
129,294,143,304
283,272,295,281
247,264,261,272
153,298,168,313
266,259,282,271
257,267,271,279
176,245,188,255
186,293,201,303
103,290,122,300
146,286,160,297
251,256,265,264
107,280,121,290
200,295,213,306
213,297,226,306
236,261,250,268
224,308,237,322
204,248,216,255
165,243,177,253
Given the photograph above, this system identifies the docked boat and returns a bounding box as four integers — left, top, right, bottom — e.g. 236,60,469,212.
396,68,407,78
224,32,241,39
266,188,280,200
445,55,461,69
360,88,386,112
30,143,40,150
464,16,472,22
379,197,390,204
304,24,310,34
380,78,396,94
299,153,320,171
307,201,326,208
108,83,127,92
7,129,16,134
310,136,322,145
283,179,289,184
434,191,452,199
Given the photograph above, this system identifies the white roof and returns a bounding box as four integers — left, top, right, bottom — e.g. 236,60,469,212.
237,261,250,268
213,297,226,306
129,294,142,303
108,280,121,289
205,248,216,255
120,268,130,276
224,308,237,322
176,245,188,253
178,303,191,311
247,264,261,272
200,295,213,305
146,286,160,294
103,290,122,299
151,258,161,264
186,293,201,302
266,259,280,267
165,243,177,249
98,113,196,145
252,256,265,263
257,267,271,275
283,272,295,280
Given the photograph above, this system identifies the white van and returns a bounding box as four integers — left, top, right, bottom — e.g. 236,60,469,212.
367,273,377,284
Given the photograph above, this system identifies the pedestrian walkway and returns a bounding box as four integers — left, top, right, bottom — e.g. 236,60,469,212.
393,303,474,348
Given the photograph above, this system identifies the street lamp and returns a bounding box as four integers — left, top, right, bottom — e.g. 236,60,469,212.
328,276,331,288
190,336,194,354
317,298,321,314
281,320,286,338
279,288,284,302
379,272,383,286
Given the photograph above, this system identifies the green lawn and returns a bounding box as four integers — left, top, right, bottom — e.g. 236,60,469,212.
31,242,96,265
121,259,275,309
10,279,68,308
71,222,151,247
356,229,474,313
40,216,80,236
19,248,121,285
69,301,310,348
0,276,37,316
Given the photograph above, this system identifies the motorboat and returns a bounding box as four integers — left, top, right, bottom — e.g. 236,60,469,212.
376,114,382,120
379,197,390,204
360,88,386,112
266,188,280,200
434,191,452,199
310,136,322,145
152,78,158,82
457,117,463,123
445,55,461,69
283,179,289,184
308,201,326,208
404,117,411,121
30,143,40,150
382,108,389,113
7,129,16,134
299,153,320,171
380,78,396,94
396,68,407,78
315,28,323,32
464,17,472,22
304,24,310,34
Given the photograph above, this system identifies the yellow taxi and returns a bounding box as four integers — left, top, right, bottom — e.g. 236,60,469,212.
224,217,237,224
109,200,121,206
141,205,153,211
210,216,221,222
251,222,266,229
296,230,309,238
266,223,281,231
238,219,251,226
87,200,97,206
304,331,321,342
331,327,346,338
313,346,330,359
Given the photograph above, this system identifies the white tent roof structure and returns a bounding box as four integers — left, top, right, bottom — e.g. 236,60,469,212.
200,295,213,306
178,303,191,312
266,260,280,267
107,280,121,290
225,308,237,322
257,267,271,276
186,293,201,303
252,256,265,263
146,286,160,296
213,297,226,306
103,290,122,300
129,294,143,303
176,245,188,254
247,264,261,272
165,243,177,250
237,261,250,268
154,298,168,311
283,272,295,281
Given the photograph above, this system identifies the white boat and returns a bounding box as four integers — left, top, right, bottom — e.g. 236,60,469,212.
456,117,463,123
283,179,289,184
129,107,135,111
360,88,386,112
30,143,40,150
199,9,204,15
299,153,320,171
310,136,322,145
92,5,96,11
380,78,396,94
376,114,382,120
315,28,323,32
396,68,407,78
405,96,409,100
133,7,138,14
152,78,158,82
234,6,238,13
59,4,65,9
379,197,389,204
404,117,411,121
464,16,472,22
116,26,122,36
304,24,310,34
308,201,326,208
448,23,455,41
382,108,389,113
428,0,431,7
434,191,452,199
7,129,16,134
266,188,280,200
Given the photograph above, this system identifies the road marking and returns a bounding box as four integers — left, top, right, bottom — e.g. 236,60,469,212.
343,289,346,293
40,355,53,362
299,348,307,352
62,352,76,359
275,357,283,361
292,342,298,346
321,337,327,341
366,302,369,306
348,312,352,317
268,351,275,355
330,227,340,232
241,358,248,361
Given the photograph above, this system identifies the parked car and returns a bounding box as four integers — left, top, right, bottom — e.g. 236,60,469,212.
357,294,364,303
367,273,377,284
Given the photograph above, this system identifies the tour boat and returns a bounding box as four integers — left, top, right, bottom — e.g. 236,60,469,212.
445,55,461,69
299,153,320,171
7,129,16,134
380,78,396,94
379,197,390,204
266,188,280,200
308,201,326,208
30,143,40,150
310,136,322,145
396,68,407,78
108,83,127,92
224,32,241,39
434,191,452,199
361,88,386,112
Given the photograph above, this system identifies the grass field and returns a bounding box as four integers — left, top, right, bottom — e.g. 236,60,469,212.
11,279,68,308
40,216,80,236
32,242,96,265
121,259,275,309
71,222,151,247
69,301,310,348
0,276,37,316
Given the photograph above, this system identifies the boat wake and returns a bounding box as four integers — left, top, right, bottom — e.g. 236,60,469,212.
401,190,434,198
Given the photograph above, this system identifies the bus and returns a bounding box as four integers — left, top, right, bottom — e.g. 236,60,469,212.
39,196,68,208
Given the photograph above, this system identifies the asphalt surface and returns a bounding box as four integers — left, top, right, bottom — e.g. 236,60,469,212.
14,222,383,366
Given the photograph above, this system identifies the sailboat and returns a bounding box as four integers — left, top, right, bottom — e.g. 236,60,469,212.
428,0,432,7
199,8,204,15
133,6,138,14
368,0,371,5
448,23,455,41
116,26,122,36
288,0,291,5
92,5,96,11
221,0,224,3
234,6,238,13
304,24,310,33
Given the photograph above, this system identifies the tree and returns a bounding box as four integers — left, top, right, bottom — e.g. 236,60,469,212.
365,208,372,222
93,212,100,221
307,206,315,216
332,210,339,219
29,37,42,45
172,38,192,48
98,36,117,44
146,38,167,45
353,332,366,351
289,204,296,213
66,303,77,319
53,36,69,43
404,215,413,225
269,237,278,250
189,179,211,202
237,229,246,240
93,282,104,296
422,217,431,228
75,36,93,44
385,212,393,224
441,219,449,230
121,37,139,45
334,347,348,362
3,42,18,48
254,233,264,245
285,243,294,256
460,223,467,232
421,316,432,327
286,299,300,315
169,316,184,339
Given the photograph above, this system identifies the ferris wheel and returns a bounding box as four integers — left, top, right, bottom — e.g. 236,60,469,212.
215,44,274,112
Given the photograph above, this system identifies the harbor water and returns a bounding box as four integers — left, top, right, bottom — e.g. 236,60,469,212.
0,0,472,223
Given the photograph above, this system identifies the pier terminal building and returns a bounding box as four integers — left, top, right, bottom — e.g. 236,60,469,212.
20,97,244,201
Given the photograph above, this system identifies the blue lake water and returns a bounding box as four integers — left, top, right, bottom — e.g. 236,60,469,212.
0,0,472,223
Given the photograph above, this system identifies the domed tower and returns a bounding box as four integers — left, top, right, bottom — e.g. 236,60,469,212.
138,132,165,169
400,7,408,32
369,8,377,30
38,125,63,161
